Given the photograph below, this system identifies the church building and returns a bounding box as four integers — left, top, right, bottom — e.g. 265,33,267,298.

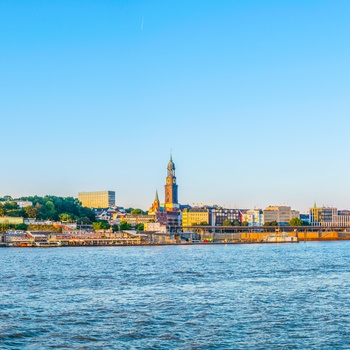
148,153,180,228
164,153,179,212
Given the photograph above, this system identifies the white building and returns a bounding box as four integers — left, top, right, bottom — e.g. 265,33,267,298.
144,222,167,233
242,209,263,226
16,201,33,208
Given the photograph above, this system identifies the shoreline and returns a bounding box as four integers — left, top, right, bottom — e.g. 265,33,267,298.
2,238,350,248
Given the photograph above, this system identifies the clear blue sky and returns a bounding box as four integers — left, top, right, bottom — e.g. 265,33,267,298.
1,0,350,212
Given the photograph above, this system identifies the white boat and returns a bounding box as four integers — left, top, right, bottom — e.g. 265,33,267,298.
35,241,61,247
261,232,298,243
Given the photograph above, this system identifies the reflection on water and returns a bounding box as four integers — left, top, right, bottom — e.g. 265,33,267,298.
1,242,350,349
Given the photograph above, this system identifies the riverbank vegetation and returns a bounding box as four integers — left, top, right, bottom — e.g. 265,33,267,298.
0,196,96,224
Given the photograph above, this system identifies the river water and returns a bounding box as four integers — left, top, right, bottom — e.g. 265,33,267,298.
1,242,350,349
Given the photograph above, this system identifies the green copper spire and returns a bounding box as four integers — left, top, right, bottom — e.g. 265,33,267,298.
155,190,159,202
170,149,172,162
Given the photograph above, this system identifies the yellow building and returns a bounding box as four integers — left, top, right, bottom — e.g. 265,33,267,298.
0,216,24,225
78,191,115,208
309,206,342,226
120,214,154,226
182,208,209,227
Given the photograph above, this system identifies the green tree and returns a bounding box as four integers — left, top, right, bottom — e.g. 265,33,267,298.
79,206,96,222
6,209,25,217
59,213,74,223
0,204,4,217
199,221,208,226
120,221,131,231
263,220,278,226
92,220,110,231
131,208,143,215
25,206,38,219
18,195,96,223
135,223,144,231
242,221,249,226
80,216,92,224
1,220,9,232
112,224,119,232
222,219,233,226
289,217,303,226
44,200,57,220
15,223,28,231
4,201,19,211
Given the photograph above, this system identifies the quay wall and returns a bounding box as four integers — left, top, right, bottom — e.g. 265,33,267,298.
239,231,341,242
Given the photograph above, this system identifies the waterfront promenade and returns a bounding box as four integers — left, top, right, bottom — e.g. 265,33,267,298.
1,226,350,247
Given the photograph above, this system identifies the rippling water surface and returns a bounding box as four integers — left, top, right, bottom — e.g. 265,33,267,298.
1,242,350,349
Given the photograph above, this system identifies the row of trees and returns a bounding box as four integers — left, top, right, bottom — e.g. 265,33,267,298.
0,223,28,232
125,208,148,215
263,217,309,226
0,196,96,224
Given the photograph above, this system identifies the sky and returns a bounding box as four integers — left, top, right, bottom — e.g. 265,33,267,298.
1,0,350,212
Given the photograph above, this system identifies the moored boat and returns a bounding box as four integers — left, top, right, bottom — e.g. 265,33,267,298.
261,232,298,243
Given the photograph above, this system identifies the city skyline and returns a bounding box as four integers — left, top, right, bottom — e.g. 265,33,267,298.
1,1,350,212
0,153,348,215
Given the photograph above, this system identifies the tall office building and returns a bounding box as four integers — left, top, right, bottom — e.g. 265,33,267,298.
78,191,115,208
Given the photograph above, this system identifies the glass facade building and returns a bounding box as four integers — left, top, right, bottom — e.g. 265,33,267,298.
78,191,115,208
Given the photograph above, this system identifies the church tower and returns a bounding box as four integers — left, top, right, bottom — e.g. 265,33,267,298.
148,190,160,216
164,153,179,211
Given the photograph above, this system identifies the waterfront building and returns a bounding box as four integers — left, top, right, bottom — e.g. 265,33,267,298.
335,212,350,226
120,214,154,227
263,206,300,225
181,208,210,227
300,213,310,225
309,206,336,226
144,222,167,233
4,231,30,244
156,210,180,227
241,209,263,226
213,208,241,226
309,206,350,227
78,191,115,208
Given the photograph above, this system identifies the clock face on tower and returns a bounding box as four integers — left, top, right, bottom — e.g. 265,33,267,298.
173,178,176,184
167,178,171,184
